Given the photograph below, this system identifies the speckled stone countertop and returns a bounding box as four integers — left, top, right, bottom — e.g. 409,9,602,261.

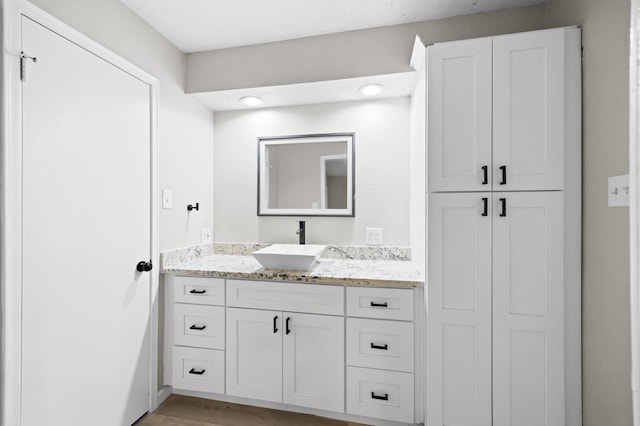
162,243,424,288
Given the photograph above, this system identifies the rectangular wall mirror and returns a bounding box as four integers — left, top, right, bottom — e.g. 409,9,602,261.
258,133,355,216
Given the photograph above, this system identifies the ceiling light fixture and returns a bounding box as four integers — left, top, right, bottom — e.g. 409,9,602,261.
240,96,263,106
359,84,383,96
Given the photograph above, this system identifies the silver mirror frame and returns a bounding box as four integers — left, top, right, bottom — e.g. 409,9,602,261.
257,132,355,217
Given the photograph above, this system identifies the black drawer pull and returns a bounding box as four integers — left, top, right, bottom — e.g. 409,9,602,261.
189,289,206,294
370,301,388,308
189,324,206,331
286,317,291,335
481,197,488,217
371,392,389,401
370,343,388,350
481,165,488,185
188,368,206,375
273,315,278,334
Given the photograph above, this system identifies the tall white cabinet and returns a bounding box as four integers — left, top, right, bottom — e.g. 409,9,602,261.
426,27,581,426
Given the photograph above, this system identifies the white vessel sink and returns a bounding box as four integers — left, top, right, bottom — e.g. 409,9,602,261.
252,244,327,271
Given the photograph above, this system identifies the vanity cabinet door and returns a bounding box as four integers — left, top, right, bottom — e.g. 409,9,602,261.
428,37,492,192
283,312,344,413
226,308,283,403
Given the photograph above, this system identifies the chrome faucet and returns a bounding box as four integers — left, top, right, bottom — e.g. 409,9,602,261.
296,221,306,245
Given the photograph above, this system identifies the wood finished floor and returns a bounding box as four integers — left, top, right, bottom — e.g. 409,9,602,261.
135,395,369,426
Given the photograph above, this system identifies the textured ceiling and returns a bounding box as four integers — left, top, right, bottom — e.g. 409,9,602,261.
121,0,545,53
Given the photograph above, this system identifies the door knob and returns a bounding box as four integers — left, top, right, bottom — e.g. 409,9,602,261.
136,260,153,272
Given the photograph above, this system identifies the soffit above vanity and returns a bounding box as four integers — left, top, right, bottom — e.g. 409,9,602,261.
190,72,417,112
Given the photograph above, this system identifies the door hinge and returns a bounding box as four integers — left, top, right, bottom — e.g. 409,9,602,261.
20,51,37,82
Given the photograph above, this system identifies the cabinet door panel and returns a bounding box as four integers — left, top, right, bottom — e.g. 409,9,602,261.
492,192,564,426
282,313,344,413
226,308,282,402
427,193,492,426
493,29,565,190
428,38,492,192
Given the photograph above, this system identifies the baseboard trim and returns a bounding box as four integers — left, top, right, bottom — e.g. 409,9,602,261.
157,386,172,406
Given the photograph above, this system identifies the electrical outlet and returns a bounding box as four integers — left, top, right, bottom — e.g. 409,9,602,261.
608,174,629,207
201,227,212,244
162,189,172,209
365,227,384,245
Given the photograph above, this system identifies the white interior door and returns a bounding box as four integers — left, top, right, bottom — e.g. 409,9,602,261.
21,16,152,426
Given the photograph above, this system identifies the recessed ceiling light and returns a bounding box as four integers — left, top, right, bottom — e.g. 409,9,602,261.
240,96,263,106
359,84,383,96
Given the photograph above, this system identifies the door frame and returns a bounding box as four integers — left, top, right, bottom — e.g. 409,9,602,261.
631,1,640,424
1,1,160,424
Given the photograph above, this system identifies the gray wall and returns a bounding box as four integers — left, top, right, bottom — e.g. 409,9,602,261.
545,1,632,425
29,0,215,252
186,5,546,93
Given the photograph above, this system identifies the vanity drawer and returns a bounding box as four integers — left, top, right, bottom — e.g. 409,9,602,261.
174,304,225,349
226,279,344,315
346,366,414,424
346,318,414,373
346,287,414,321
173,346,225,394
174,276,225,305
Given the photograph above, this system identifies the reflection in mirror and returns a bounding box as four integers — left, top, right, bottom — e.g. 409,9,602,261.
258,133,355,216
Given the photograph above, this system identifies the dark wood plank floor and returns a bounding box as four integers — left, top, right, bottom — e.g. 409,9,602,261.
135,394,368,426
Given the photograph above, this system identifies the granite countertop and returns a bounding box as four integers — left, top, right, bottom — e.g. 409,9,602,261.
163,252,424,288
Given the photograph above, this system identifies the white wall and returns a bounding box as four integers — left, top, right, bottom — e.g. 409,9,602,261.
213,98,410,246
28,0,215,252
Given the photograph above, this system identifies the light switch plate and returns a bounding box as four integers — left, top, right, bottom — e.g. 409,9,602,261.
201,227,213,244
162,189,172,209
365,227,383,245
608,174,630,207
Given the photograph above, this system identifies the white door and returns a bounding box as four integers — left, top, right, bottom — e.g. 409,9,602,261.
226,308,283,402
427,193,492,426
283,313,344,412
492,192,564,426
21,16,152,426
427,38,492,192
493,29,565,191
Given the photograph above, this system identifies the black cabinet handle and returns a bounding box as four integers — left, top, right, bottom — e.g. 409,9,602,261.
189,324,206,331
189,289,206,294
370,343,388,350
188,368,206,375
370,301,388,308
499,198,507,217
371,392,389,401
499,165,507,185
286,317,291,335
481,165,488,185
482,197,488,217
273,315,278,333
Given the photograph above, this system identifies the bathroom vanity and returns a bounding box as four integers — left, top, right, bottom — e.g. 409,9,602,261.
162,245,424,426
